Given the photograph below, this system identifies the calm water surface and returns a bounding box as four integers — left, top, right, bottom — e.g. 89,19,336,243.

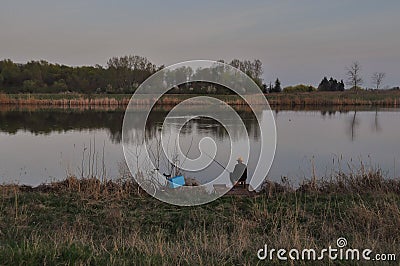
0,105,399,186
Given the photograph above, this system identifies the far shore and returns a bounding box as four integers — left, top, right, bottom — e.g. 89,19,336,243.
1,90,400,107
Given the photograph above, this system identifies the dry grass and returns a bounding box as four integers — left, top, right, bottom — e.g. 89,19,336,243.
1,90,400,107
0,169,399,265
297,168,400,195
0,93,131,106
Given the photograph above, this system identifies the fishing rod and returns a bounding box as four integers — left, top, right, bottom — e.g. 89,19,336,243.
203,152,230,173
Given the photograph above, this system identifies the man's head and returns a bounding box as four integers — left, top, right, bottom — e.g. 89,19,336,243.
237,157,243,163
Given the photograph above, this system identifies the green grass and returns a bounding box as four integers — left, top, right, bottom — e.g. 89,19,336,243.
0,173,399,265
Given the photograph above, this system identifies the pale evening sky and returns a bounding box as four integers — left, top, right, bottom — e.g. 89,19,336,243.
1,0,399,87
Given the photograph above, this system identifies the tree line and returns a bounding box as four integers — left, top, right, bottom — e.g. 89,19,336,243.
0,56,161,94
0,57,265,94
0,57,394,94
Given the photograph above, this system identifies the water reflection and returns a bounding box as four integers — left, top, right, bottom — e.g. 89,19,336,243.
0,105,124,143
0,105,263,143
1,105,391,142
0,105,399,186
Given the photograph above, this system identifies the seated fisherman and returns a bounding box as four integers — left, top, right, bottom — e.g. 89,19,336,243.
230,157,247,188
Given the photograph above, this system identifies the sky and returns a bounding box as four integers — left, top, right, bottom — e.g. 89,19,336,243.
1,0,399,87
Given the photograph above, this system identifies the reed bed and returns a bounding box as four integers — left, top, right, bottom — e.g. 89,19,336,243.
0,93,131,106
1,91,400,107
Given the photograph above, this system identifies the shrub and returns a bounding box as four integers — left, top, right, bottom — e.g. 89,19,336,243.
283,84,316,93
22,80,40,93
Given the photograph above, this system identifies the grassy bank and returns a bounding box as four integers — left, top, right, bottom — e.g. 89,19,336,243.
1,90,400,107
0,170,399,265
267,90,400,106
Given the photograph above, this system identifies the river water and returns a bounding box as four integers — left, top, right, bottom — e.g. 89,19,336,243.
0,105,399,187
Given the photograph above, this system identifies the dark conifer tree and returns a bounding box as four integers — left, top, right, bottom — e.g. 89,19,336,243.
318,77,330,91
273,78,282,93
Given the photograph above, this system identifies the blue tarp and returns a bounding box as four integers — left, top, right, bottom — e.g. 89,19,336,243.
168,175,185,188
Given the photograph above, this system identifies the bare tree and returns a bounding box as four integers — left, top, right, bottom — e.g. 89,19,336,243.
371,72,386,90
346,61,363,90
